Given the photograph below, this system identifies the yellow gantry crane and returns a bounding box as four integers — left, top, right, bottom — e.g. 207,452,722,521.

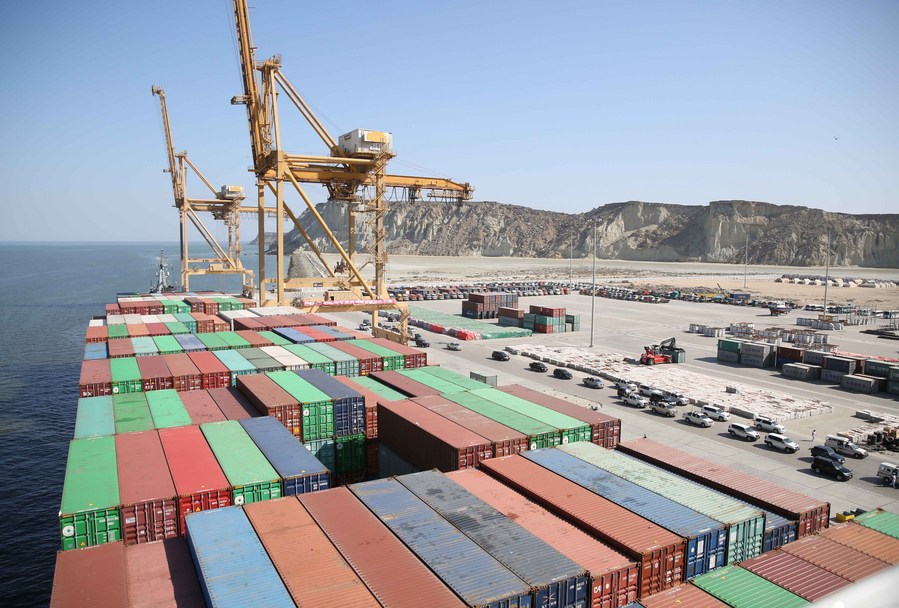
151,85,256,298
230,0,473,341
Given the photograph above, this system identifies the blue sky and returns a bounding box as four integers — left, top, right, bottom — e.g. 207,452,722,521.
1,0,896,241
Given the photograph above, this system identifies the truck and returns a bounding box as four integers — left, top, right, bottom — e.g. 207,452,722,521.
639,337,686,365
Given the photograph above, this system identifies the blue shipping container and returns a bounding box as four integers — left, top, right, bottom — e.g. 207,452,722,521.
351,478,534,608
273,327,315,344
174,333,206,353
84,343,108,360
239,416,330,495
525,449,725,579
763,511,798,552
184,506,293,607
294,369,366,437
398,470,588,608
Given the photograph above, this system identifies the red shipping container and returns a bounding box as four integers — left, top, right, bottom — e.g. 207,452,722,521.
232,317,265,331
116,431,179,544
448,468,640,608
160,354,202,392
137,356,174,392
296,313,336,326
500,384,621,449
50,542,129,608
188,312,215,333
301,488,467,608
293,326,336,343
334,326,373,340
243,497,380,606
780,534,889,582
183,297,204,313
638,584,729,608
234,330,272,347
329,341,383,374
369,370,437,397
124,538,205,608
378,400,494,471
368,337,428,368
179,390,227,425
207,387,258,421
617,438,830,537
107,338,136,359
106,303,121,316
126,324,150,338
201,298,219,316
412,395,528,458
333,376,387,439
236,374,302,436
85,325,109,344
79,359,112,398
480,455,683,599
144,322,170,337
158,425,231,533
187,351,230,389
739,548,850,602
821,522,899,564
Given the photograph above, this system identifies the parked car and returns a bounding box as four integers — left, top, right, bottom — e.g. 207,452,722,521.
638,383,656,397
754,415,785,434
446,342,462,351
649,392,676,405
623,393,649,408
701,405,730,422
683,411,713,427
414,338,430,348
765,433,799,454
583,376,604,389
615,380,637,392
810,445,845,464
811,456,853,481
650,401,677,417
728,423,759,441
824,434,868,459
491,350,510,361
529,361,548,373
876,462,899,486
616,387,632,398
553,368,573,380
663,391,689,406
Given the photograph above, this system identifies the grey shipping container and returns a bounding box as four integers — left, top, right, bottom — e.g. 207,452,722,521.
716,350,740,364
821,369,847,383
294,369,366,437
350,477,533,608
239,416,330,495
840,374,878,394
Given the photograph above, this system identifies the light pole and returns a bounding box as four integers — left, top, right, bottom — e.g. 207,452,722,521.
823,228,831,318
569,231,573,290
590,218,596,348
743,233,748,290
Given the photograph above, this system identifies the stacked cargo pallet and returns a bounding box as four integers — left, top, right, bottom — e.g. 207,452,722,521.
524,304,580,334
462,291,519,319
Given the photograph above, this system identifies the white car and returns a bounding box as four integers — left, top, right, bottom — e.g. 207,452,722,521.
765,433,799,454
701,405,730,422
728,423,760,441
638,383,656,397
446,342,462,351
623,394,649,408
664,391,690,406
754,415,785,434
683,411,713,427
615,380,637,392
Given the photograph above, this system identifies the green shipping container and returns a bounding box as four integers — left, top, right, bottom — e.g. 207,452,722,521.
442,391,560,449
472,388,592,444
692,565,807,607
854,509,899,540
196,332,229,351
107,324,129,340
334,434,366,473
110,357,142,394
267,371,334,441
304,438,335,471
890,367,899,381
282,344,336,375
59,437,121,550
257,330,292,346
212,349,257,386
350,375,407,402
305,342,360,377
163,321,191,335
130,336,159,357
347,339,405,371
217,331,251,349
74,396,115,439
200,421,282,505
863,359,897,379
173,313,197,333
113,393,155,434
888,380,899,395
558,442,765,563
417,366,491,392
145,389,192,429
152,335,184,355
161,299,189,314
717,339,743,353
398,368,469,394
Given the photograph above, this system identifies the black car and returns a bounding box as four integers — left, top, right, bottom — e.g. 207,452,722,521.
811,456,853,481
616,387,632,398
414,338,430,348
529,361,548,372
553,368,573,380
491,350,511,361
649,392,676,405
810,444,845,463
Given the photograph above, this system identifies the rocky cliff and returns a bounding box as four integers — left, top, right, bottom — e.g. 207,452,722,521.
275,200,899,267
